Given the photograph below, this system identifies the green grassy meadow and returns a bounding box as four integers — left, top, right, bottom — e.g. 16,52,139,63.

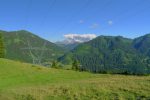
0,58,150,100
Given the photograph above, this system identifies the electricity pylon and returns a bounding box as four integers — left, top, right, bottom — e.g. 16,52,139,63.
21,40,48,65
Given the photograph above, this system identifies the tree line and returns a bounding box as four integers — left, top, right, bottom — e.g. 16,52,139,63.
0,33,5,58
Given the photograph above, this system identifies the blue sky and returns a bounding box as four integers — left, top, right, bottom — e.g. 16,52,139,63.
0,0,150,42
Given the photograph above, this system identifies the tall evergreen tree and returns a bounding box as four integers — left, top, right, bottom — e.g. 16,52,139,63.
72,59,80,71
51,60,57,68
0,33,5,58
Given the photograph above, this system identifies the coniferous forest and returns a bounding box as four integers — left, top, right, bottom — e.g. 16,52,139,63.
59,35,150,75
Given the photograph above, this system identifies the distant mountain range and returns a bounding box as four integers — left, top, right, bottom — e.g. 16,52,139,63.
55,34,97,50
59,34,150,75
1,29,150,74
55,40,80,50
133,34,150,56
0,30,66,64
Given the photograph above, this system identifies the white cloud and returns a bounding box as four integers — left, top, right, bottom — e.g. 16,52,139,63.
63,34,97,44
90,23,99,29
108,20,113,25
79,20,84,24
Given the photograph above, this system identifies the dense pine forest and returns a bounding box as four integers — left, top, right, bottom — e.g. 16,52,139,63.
59,35,150,75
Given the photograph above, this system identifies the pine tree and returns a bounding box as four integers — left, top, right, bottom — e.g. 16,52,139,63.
72,59,80,71
0,33,5,58
51,60,58,68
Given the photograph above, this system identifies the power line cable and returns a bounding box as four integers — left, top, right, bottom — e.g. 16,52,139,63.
97,0,150,33
40,0,56,28
62,0,113,33
56,0,92,34
21,0,56,65
68,0,147,33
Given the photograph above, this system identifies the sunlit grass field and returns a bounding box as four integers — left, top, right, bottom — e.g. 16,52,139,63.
0,58,150,100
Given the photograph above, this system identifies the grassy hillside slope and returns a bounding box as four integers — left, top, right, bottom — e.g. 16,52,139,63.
0,30,65,63
0,58,150,100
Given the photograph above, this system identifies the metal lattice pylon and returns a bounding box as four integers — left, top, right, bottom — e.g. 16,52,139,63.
21,40,48,65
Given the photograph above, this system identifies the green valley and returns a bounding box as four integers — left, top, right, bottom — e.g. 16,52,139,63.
0,58,150,100
1,0,150,99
